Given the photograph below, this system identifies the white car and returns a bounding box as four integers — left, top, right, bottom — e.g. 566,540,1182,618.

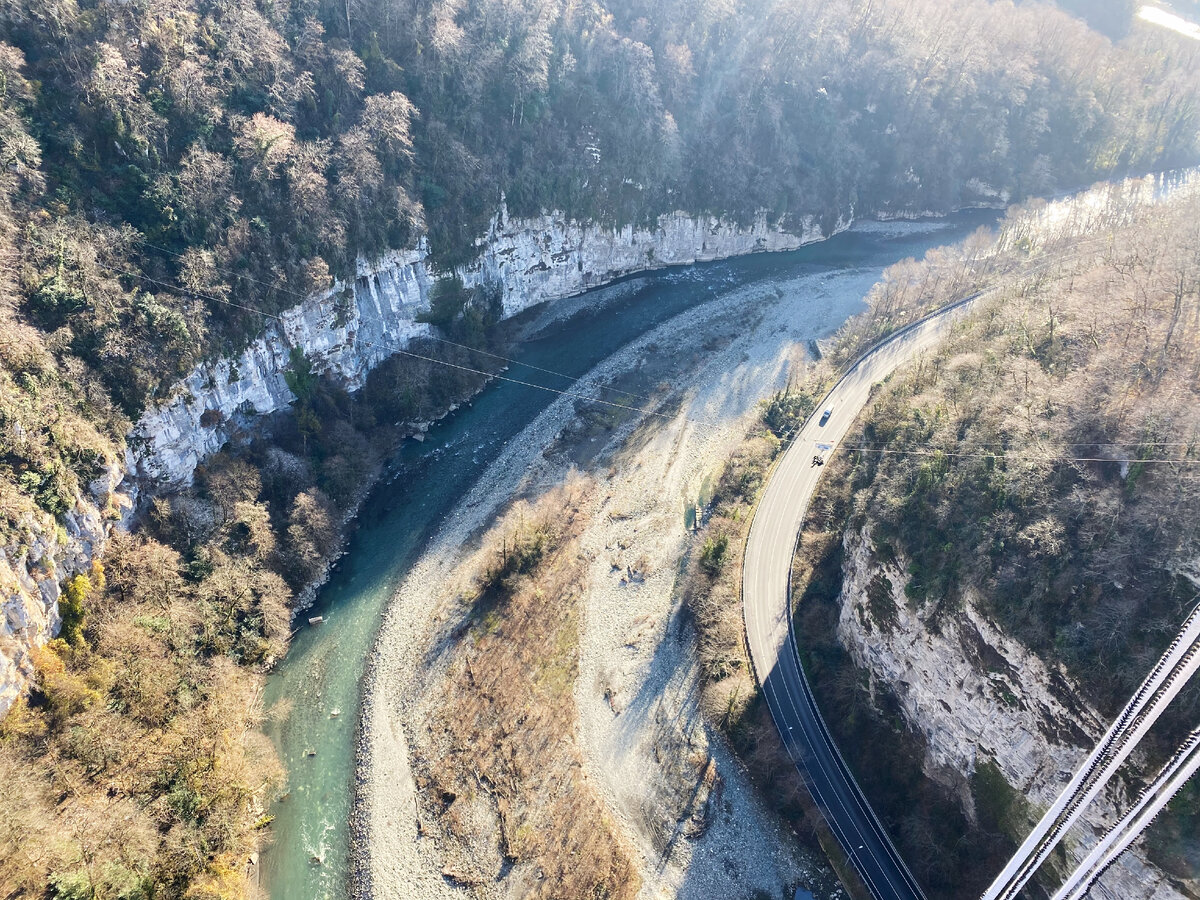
819,407,833,426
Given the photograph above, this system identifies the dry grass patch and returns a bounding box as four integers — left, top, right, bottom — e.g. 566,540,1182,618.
412,475,640,899
683,435,775,725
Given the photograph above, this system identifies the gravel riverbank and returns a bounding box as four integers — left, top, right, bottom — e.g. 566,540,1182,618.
353,225,954,900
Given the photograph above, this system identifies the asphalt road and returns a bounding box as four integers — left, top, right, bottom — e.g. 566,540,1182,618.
742,296,985,900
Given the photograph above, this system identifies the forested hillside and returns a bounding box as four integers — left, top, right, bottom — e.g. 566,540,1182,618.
2,0,1199,419
1,0,1199,897
0,0,1196,556
791,184,1200,897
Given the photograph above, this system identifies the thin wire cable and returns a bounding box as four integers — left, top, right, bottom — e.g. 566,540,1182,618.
779,426,1200,449
126,214,1119,410
127,234,665,405
50,247,732,432
35,226,1197,460
833,445,1200,464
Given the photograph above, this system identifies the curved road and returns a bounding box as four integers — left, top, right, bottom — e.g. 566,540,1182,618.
742,295,986,900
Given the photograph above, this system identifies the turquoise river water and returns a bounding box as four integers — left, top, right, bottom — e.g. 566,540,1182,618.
259,209,999,900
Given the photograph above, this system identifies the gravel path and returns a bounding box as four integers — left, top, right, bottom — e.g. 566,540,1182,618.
355,251,909,900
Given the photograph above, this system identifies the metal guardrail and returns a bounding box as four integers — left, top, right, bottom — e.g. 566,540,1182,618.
745,285,1003,900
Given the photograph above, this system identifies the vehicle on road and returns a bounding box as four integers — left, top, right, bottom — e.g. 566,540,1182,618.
744,297,983,900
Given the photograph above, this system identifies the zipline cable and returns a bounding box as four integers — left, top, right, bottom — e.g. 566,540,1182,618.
126,234,668,406
46,247,733,432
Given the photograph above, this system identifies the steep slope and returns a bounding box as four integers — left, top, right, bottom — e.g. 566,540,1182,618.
793,181,1200,897
0,0,1198,897
127,206,819,490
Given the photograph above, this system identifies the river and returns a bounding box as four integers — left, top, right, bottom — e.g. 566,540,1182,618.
259,208,1000,900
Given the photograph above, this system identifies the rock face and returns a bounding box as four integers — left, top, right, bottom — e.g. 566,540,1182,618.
126,207,824,490
836,527,1189,900
2,206,826,718
467,206,822,317
0,462,131,716
123,244,434,489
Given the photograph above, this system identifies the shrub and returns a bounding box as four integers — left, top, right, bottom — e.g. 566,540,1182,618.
699,532,729,578
18,465,72,517
58,574,91,646
283,347,318,404
865,572,898,632
416,275,469,331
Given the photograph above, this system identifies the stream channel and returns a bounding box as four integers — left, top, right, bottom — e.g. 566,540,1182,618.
259,208,999,900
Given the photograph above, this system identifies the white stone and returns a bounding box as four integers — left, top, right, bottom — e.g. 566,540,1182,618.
125,207,828,491
837,527,1187,900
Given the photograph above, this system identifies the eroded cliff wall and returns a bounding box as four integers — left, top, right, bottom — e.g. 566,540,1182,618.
837,527,1189,900
127,208,822,490
2,206,825,716
0,463,130,715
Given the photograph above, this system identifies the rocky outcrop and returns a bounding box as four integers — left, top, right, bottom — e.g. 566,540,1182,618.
467,207,821,316
0,462,131,716
3,205,828,718
126,207,826,490
836,527,1188,900
122,243,434,489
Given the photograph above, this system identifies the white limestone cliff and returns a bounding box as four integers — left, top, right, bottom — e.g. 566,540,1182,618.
836,527,1190,900
0,462,130,716
2,206,826,717
126,207,825,490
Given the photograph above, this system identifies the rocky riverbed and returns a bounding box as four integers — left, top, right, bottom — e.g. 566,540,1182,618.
350,236,943,899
